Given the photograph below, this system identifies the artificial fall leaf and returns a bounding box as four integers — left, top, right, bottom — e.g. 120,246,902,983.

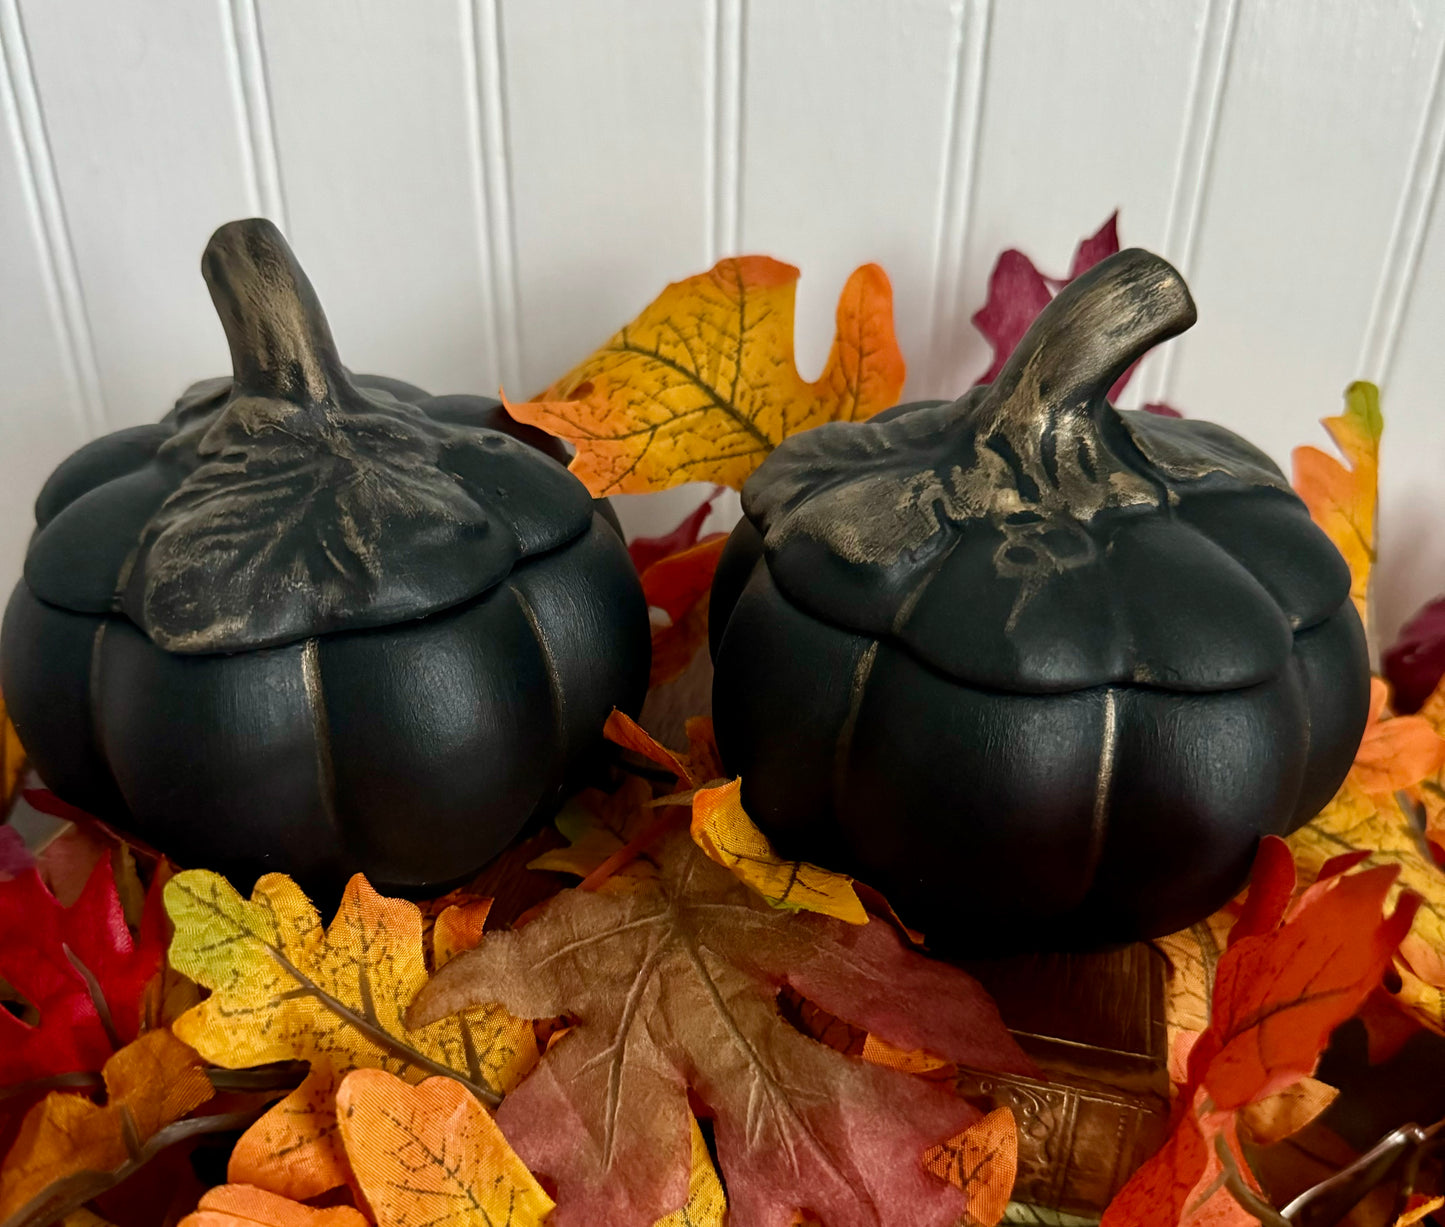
1346,677,1445,803
226,1069,351,1203
0,853,169,1087
691,778,867,923
600,710,866,922
1290,787,1445,1031
1385,595,1445,715
165,870,535,1094
1189,843,1416,1108
655,1115,726,1227
970,213,1182,416
335,1068,554,1227
628,486,726,574
858,1034,951,1078
1105,839,1418,1227
433,898,494,970
165,870,536,1201
1292,380,1381,637
178,1184,368,1227
1155,907,1236,1087
508,257,906,494
1399,1194,1445,1225
642,535,729,688
921,1106,1018,1227
1235,1077,1338,1146
410,829,1034,1227
0,1029,213,1222
527,777,662,890
0,689,22,812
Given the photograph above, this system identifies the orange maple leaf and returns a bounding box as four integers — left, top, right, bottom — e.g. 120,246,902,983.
507,257,905,494
1292,380,1380,638
1105,838,1418,1226
1348,677,1445,803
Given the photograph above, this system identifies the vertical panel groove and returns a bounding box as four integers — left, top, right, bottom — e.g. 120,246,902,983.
706,0,744,261
1137,0,1239,407
465,0,522,395
221,0,288,227
1358,32,1445,387
927,0,992,392
0,0,107,435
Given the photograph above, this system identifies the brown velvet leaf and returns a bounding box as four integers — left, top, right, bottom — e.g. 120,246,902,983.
410,830,1033,1227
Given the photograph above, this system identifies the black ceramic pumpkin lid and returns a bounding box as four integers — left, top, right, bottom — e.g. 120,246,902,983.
23,219,593,654
742,249,1352,694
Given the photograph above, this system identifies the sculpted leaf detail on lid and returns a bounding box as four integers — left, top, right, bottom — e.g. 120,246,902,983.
742,250,1346,693
23,220,592,653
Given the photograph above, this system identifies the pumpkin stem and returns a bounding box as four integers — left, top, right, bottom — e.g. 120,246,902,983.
201,218,347,405
983,247,1195,429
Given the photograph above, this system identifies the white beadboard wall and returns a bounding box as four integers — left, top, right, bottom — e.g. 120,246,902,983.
2,0,1444,646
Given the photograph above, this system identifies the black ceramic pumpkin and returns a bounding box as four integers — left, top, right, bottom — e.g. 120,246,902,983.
709,248,1369,953
0,218,650,895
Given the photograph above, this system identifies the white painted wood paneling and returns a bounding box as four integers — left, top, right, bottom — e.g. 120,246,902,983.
943,0,1210,402
501,0,712,396
257,0,507,395
740,0,962,389
1154,0,1445,472
1,0,1444,641
1375,118,1445,647
0,0,95,589
16,0,256,425
500,0,716,539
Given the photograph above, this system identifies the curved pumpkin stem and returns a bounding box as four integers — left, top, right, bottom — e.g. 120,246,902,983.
988,247,1196,419
201,218,347,406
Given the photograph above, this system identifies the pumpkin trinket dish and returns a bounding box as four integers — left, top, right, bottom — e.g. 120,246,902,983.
709,248,1370,953
1,218,651,896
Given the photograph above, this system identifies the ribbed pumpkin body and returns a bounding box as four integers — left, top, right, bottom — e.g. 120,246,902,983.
709,250,1370,953
0,220,650,896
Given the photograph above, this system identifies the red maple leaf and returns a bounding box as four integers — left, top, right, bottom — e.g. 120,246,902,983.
0,854,170,1086
1103,838,1418,1226
1384,595,1445,714
626,486,727,575
412,829,1033,1226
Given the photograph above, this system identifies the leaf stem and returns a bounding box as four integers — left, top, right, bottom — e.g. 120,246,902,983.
0,1108,267,1227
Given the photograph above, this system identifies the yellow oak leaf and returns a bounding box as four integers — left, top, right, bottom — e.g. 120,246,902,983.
0,1029,213,1222
691,778,867,923
1154,910,1238,1086
0,688,22,811
335,1068,554,1227
166,870,536,1201
508,256,906,494
178,1183,368,1227
166,870,535,1094
654,1115,726,1227
922,1106,1018,1227
1292,380,1381,638
1289,787,1445,1031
